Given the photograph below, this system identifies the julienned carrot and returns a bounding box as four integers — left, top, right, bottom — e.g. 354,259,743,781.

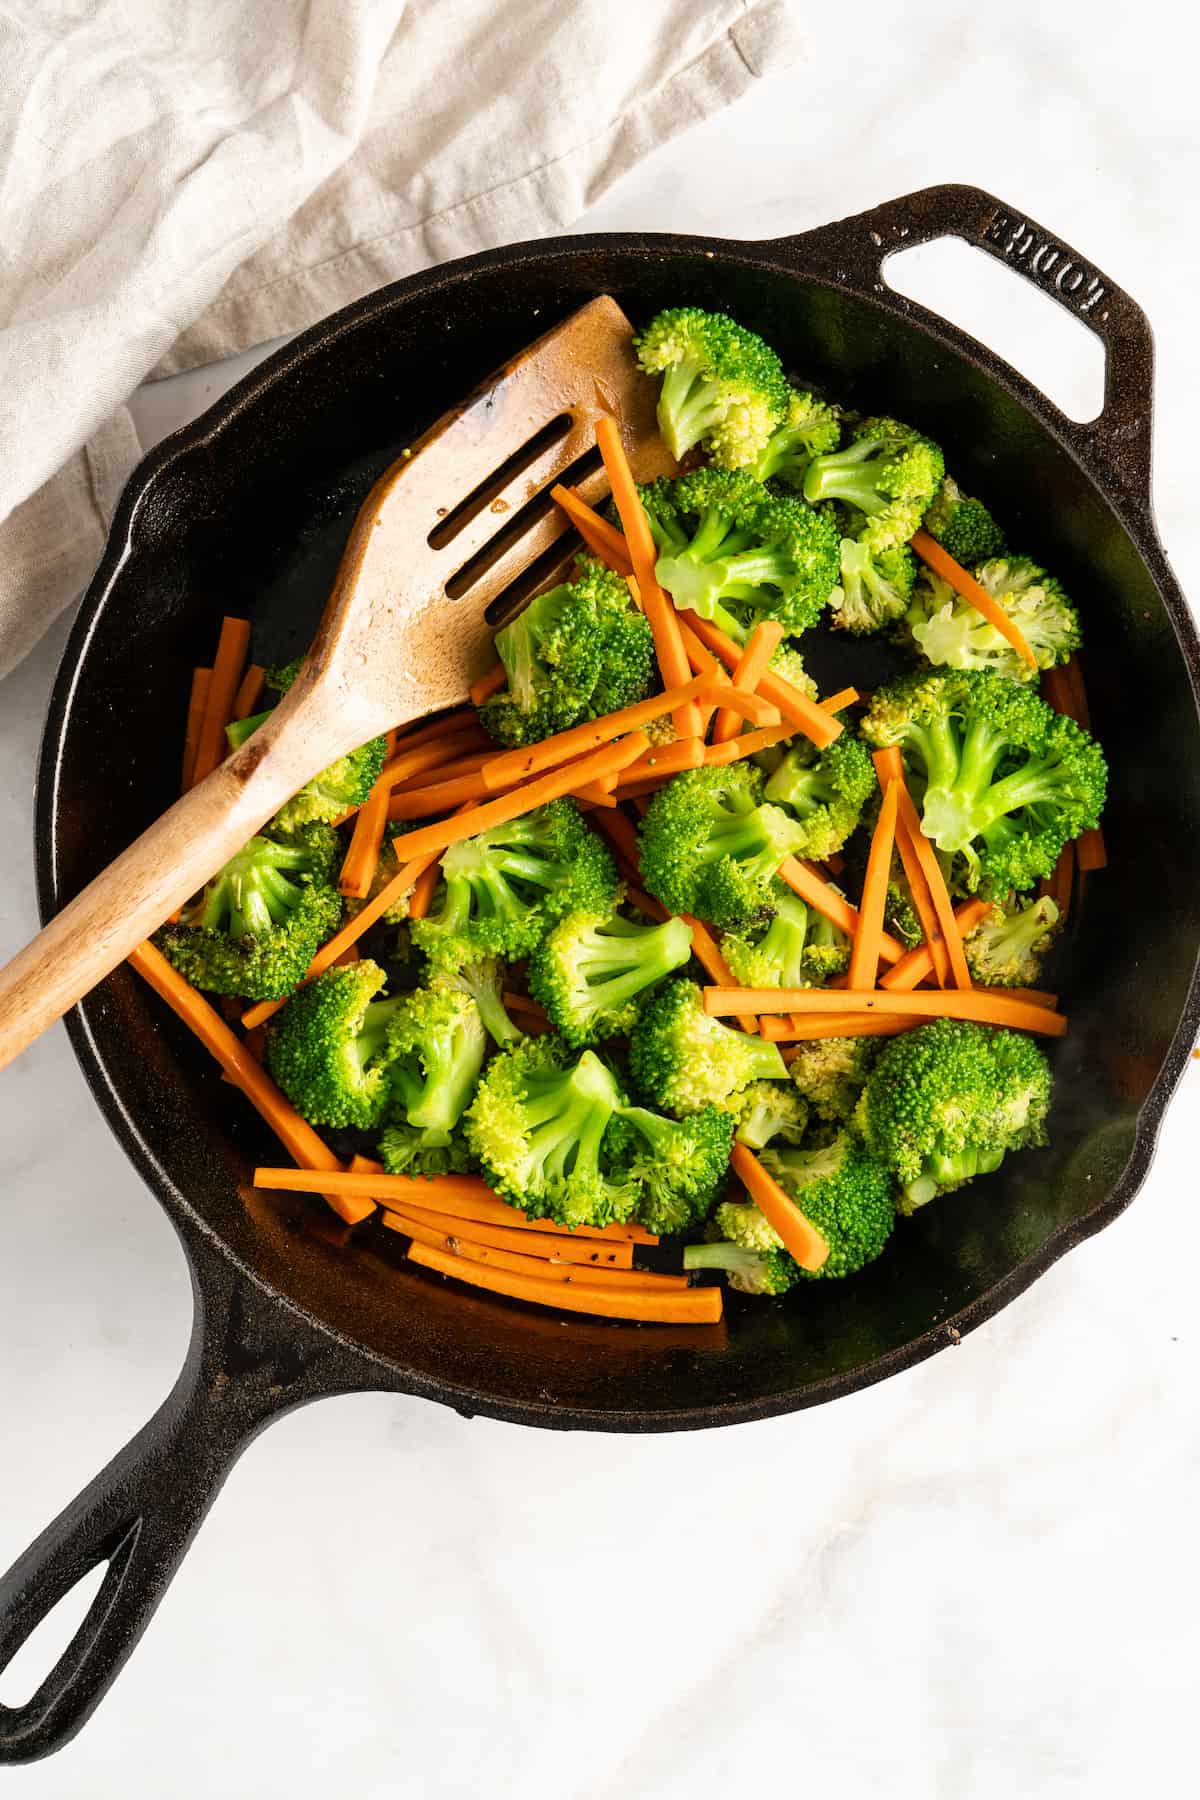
388,768,494,819
1041,840,1075,918
469,665,507,706
480,677,711,791
407,857,441,920
778,1015,917,1044
333,943,361,967
879,899,990,992
378,729,487,793
393,1202,634,1269
338,780,390,899
191,617,252,787
239,846,443,1030
890,782,973,989
250,1167,659,1244
700,722,793,768
572,781,620,808
911,529,1038,671
231,663,265,722
128,943,375,1226
1038,667,1106,872
680,914,756,1035
777,856,905,967
729,1144,828,1273
502,992,550,1022
1076,828,1107,873
616,736,705,783
595,415,700,739
614,722,796,799
625,883,670,923
871,746,949,987
1064,654,1092,730
588,807,642,882
181,667,211,793
550,485,635,576
675,611,843,749
407,1239,722,1325
383,1211,690,1291
704,985,1066,1037
712,620,784,744
848,778,899,990
392,708,480,752
1040,665,1075,718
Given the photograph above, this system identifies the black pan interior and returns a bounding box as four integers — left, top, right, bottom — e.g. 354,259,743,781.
40,239,1200,1427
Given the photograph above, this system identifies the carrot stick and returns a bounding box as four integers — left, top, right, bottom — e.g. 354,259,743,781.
1076,829,1107,873
388,768,495,819
231,663,265,723
879,899,990,992
480,677,711,792
407,857,441,920
191,617,252,787
1041,840,1076,919
892,784,973,989
705,985,1066,1037
616,736,705,783
251,1167,658,1243
406,1238,721,1325
911,528,1039,669
392,708,480,751
502,992,550,1022
848,778,899,990
392,1203,634,1269
712,620,784,744
469,665,507,706
392,745,496,790
675,611,843,749
777,856,905,966
871,746,949,987
588,807,642,878
1040,665,1075,718
1039,666,1105,873
181,667,212,793
572,781,620,808
1064,654,1092,730
128,943,374,1225
700,722,794,768
378,730,488,794
383,1211,689,1290
339,781,390,899
680,913,755,1034
595,415,700,738
778,1015,918,1044
550,485,635,576
729,1144,828,1273
624,884,670,923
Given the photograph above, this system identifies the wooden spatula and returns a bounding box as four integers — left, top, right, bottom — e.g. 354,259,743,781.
0,297,675,1071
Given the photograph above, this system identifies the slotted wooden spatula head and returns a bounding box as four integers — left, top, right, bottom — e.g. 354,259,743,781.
286,294,678,752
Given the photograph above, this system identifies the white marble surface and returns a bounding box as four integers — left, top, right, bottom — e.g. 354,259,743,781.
4,7,1200,1794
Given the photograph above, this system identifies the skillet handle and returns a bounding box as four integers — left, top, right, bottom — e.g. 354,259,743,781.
0,1252,360,1764
771,183,1156,508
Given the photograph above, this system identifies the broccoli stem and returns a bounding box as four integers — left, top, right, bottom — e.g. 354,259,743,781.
683,1242,764,1279
803,438,887,513
658,357,727,459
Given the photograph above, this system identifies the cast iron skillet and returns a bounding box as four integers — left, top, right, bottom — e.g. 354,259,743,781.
3,184,1198,1762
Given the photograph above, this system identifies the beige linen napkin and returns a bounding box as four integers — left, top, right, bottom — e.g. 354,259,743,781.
0,0,803,679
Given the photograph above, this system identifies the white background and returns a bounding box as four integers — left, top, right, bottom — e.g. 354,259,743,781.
3,5,1200,1795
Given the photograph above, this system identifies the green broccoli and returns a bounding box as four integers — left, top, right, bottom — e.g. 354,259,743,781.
227,710,387,831
263,657,304,694
479,559,654,748
762,731,876,861
638,764,804,929
378,1122,475,1178
721,888,850,989
683,1236,797,1295
435,958,523,1046
641,468,840,638
758,1134,896,1277
385,982,487,1137
767,643,819,698
154,822,341,999
964,893,1062,988
854,1018,1052,1212
922,476,1006,565
628,979,787,1116
465,1039,635,1229
722,1080,808,1150
861,667,1106,896
905,558,1080,683
345,829,415,925
828,535,917,634
788,1036,879,1123
607,1103,734,1235
412,799,618,967
634,306,790,467
803,416,945,551
264,959,405,1130
528,906,693,1047
752,387,842,487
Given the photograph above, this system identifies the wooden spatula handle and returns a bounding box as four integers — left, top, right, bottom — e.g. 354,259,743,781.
0,704,349,1073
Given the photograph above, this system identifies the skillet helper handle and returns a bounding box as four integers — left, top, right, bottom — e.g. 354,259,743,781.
0,691,350,1075
776,183,1156,508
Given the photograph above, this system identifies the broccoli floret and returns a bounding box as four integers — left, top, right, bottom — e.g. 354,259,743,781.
344,831,415,925
803,416,945,551
763,732,875,861
154,822,341,999
767,643,819,698
721,888,850,989
854,1018,1052,1212
628,979,787,1116
861,667,1106,897
923,476,1006,565
528,906,693,1047
905,558,1080,684
412,799,618,967
684,1239,797,1295
752,387,842,487
964,893,1062,988
465,1039,635,1229
435,958,523,1046
264,959,404,1129
378,1122,475,1178
385,982,487,1136
759,1134,896,1278
638,764,804,929
582,556,659,717
634,306,790,467
828,536,917,634
789,1036,879,1123
263,656,304,694
722,1080,808,1150
607,1103,734,1235
226,709,388,831
641,468,839,638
